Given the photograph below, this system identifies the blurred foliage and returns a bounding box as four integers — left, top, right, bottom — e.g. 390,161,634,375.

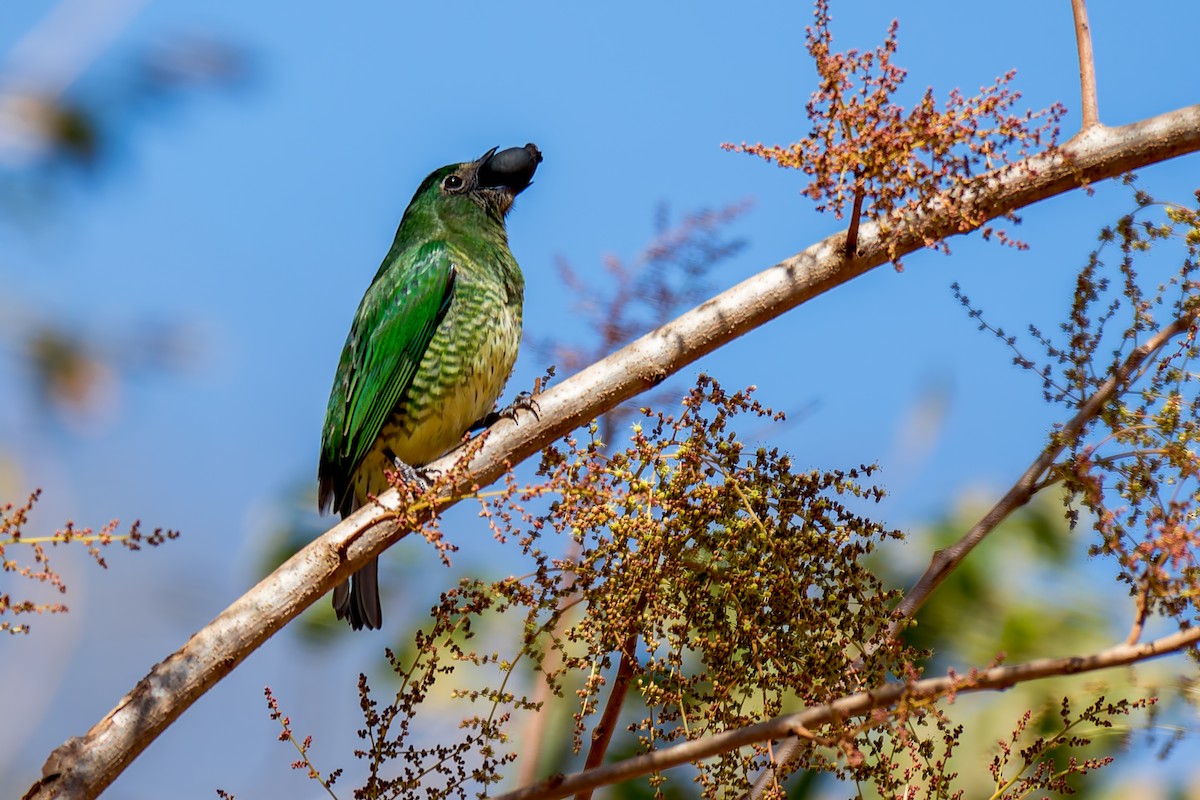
0,32,249,182
0,12,248,432
860,495,1144,799
893,495,1106,668
10,319,200,431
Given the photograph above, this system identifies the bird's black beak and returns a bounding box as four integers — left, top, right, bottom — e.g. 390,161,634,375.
476,143,542,194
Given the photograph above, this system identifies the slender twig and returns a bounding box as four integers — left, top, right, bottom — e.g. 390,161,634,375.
836,94,866,258
1070,0,1100,130
575,630,640,800
515,560,581,787
894,312,1196,626
491,627,1200,800
845,182,866,256
1126,567,1155,645
278,728,338,800
26,107,1200,800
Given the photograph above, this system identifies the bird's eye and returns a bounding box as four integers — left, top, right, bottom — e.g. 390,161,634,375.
443,174,464,191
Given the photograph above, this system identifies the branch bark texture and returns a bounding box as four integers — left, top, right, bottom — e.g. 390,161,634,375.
27,105,1200,799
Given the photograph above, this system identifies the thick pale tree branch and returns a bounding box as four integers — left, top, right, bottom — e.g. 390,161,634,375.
27,105,1200,799
490,626,1200,800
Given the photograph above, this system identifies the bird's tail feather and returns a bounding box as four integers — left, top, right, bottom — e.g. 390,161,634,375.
333,557,382,630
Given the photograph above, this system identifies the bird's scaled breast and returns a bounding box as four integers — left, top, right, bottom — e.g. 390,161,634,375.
383,283,521,468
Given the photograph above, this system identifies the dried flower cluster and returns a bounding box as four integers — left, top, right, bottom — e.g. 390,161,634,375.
958,183,1200,638
1051,187,1200,633
722,0,1065,262
989,696,1153,799
1,489,178,634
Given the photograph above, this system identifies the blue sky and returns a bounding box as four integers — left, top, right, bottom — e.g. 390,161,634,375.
1,1,1196,796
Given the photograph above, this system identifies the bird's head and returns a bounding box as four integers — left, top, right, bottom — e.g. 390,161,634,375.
416,143,543,223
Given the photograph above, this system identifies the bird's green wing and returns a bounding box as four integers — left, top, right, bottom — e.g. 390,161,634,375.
319,240,456,513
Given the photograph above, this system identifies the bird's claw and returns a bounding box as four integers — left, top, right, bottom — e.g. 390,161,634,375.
469,392,540,432
501,391,540,422
384,449,434,490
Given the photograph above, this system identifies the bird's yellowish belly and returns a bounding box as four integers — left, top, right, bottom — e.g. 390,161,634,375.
351,298,521,506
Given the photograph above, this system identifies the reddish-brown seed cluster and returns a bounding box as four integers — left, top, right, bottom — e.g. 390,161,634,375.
722,0,1065,265
956,183,1200,638
1055,191,1200,633
0,488,178,634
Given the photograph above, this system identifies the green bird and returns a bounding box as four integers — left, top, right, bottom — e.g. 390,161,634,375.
319,143,542,630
